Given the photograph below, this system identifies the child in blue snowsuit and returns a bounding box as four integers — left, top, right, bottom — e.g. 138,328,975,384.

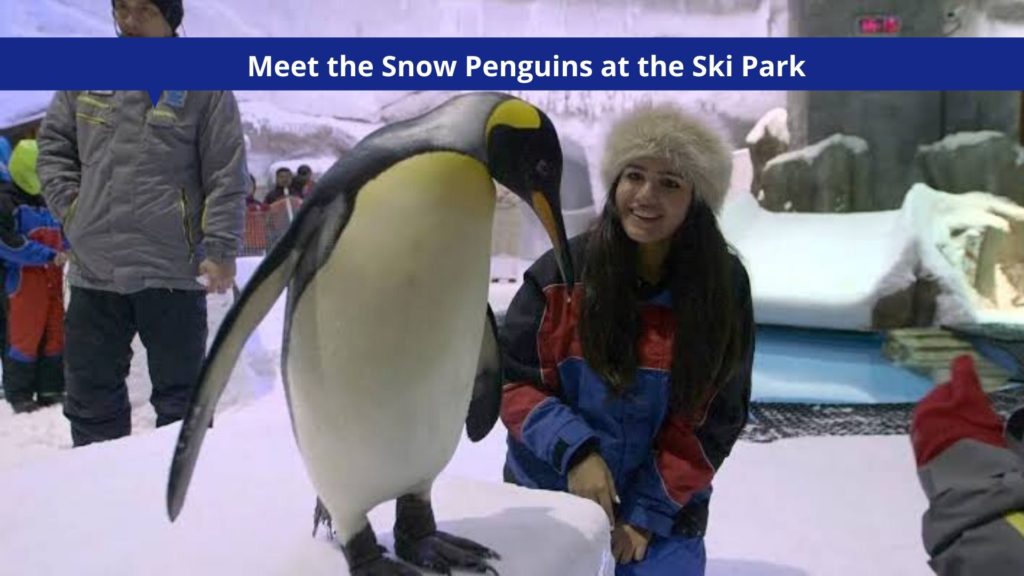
0,136,12,400
0,136,11,182
0,139,68,413
501,104,754,576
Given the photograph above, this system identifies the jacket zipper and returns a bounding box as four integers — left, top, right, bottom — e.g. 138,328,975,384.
64,197,79,231
180,188,195,263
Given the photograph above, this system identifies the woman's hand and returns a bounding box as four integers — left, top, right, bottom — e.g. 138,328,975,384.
567,452,619,527
611,523,652,564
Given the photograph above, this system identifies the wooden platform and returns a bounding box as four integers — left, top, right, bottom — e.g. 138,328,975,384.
883,327,1013,391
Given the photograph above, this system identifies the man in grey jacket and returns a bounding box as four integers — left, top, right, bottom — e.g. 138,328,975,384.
37,0,248,446
911,355,1024,574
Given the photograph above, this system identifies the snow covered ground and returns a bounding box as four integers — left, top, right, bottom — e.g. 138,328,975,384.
0,383,615,576
0,255,937,576
0,259,279,473
0,339,933,576
0,373,934,576
722,149,1024,330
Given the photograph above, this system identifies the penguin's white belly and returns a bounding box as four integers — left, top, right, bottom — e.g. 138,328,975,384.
286,153,495,526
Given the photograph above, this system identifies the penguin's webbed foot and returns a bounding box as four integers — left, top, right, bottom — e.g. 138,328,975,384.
343,522,420,575
350,557,422,576
395,531,500,575
428,531,501,562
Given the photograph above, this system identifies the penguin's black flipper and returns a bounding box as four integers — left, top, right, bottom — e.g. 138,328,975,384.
167,201,330,522
465,304,503,442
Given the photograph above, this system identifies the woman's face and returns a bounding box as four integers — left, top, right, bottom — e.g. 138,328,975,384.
614,157,693,245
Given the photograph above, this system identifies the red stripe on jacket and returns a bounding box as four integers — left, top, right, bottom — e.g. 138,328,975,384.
502,383,552,442
657,413,716,504
537,285,582,389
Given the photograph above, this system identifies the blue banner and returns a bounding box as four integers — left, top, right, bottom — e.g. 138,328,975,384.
0,37,1014,91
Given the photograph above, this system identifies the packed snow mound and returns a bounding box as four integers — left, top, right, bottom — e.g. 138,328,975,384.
926,130,1007,150
905,183,1024,321
0,382,614,576
723,150,1024,330
764,134,869,169
721,177,917,330
745,106,789,146
0,383,936,576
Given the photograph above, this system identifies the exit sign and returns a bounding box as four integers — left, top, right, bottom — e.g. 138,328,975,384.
857,15,902,35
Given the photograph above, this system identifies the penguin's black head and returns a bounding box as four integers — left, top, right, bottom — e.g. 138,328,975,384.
485,98,574,290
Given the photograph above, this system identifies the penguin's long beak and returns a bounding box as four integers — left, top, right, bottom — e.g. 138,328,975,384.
528,190,574,291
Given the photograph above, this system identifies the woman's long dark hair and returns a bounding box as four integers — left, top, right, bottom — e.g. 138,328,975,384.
578,182,744,422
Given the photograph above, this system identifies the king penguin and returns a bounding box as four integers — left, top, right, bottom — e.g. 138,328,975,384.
166,92,574,575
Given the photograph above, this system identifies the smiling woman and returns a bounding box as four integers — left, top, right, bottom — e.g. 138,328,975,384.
500,102,752,576
614,158,694,252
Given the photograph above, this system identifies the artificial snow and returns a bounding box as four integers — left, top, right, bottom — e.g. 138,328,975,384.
0,258,278,473
904,183,1024,324
721,150,1024,331
0,90,51,130
0,250,938,576
745,106,789,147
762,134,868,171
923,129,1007,151
0,382,614,576
0,350,934,576
720,156,917,331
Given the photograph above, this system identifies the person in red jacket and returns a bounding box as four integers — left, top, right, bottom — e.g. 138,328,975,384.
500,103,754,575
0,139,68,413
263,167,294,205
911,354,1024,574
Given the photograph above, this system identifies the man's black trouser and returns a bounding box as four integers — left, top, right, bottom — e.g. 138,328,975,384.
63,286,207,447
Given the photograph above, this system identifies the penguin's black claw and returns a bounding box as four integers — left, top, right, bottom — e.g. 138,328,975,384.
395,531,500,575
313,498,333,538
350,557,422,576
431,531,501,561
341,522,417,575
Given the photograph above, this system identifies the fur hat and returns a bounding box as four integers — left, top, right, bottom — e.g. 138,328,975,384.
601,103,732,214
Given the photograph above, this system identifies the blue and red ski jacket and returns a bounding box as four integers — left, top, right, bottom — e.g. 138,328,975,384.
500,233,754,538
